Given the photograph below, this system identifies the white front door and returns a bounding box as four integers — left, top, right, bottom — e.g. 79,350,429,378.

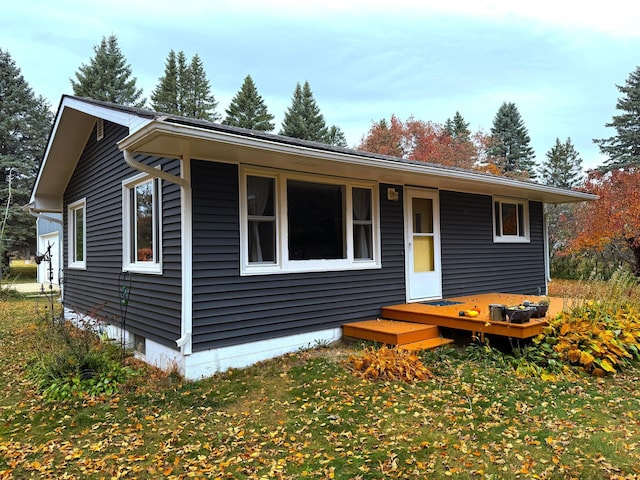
405,188,442,301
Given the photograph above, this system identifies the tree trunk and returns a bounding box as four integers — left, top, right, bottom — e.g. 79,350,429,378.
626,237,640,277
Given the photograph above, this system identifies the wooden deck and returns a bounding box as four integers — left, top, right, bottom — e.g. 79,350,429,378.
382,293,561,340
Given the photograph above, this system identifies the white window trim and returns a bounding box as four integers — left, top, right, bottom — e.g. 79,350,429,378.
239,167,381,275
122,171,163,274
493,196,530,243
67,198,86,269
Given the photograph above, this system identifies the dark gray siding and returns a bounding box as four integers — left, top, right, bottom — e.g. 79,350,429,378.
190,160,406,352
63,121,182,348
440,190,546,297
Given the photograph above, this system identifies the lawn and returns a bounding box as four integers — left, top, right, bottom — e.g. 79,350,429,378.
1,290,640,479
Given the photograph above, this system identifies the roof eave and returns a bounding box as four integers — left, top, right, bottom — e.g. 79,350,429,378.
119,119,597,205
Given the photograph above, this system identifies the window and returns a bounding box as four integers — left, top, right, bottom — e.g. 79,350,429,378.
240,168,379,274
493,197,529,242
67,198,86,269
123,173,162,274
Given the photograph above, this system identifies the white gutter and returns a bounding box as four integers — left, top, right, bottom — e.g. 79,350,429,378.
122,149,193,356
27,207,63,225
119,120,597,205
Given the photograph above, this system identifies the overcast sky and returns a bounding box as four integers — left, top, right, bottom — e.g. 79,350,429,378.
3,0,640,172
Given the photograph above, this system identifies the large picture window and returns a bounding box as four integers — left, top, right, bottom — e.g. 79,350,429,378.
67,198,86,269
240,168,379,275
123,174,162,274
493,197,529,242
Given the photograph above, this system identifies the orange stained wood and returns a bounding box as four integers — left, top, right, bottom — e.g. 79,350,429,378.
382,293,562,340
342,319,441,345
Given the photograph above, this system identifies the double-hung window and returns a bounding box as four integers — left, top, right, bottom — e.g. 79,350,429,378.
240,168,379,275
123,173,162,274
493,197,529,242
67,198,86,269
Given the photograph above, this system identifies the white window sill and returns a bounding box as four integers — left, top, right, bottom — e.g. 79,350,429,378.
241,260,381,276
123,263,163,275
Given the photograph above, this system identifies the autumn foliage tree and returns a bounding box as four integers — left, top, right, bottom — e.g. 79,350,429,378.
568,168,640,276
358,114,488,170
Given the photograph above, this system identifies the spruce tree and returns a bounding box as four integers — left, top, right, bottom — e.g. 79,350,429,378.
540,137,583,188
223,75,275,131
444,111,470,142
70,35,145,107
280,81,329,142
150,51,219,121
594,65,640,171
0,49,53,257
183,54,219,121
150,50,179,114
488,102,536,178
326,125,348,147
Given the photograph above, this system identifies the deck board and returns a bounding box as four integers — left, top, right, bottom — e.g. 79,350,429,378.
382,293,560,340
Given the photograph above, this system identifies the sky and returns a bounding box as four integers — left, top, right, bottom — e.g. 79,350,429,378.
2,0,640,172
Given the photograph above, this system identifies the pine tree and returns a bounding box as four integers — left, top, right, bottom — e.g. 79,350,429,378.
0,49,54,257
223,75,275,131
594,65,640,171
540,137,583,188
150,50,179,114
280,81,329,142
488,102,536,179
70,35,144,107
150,51,219,121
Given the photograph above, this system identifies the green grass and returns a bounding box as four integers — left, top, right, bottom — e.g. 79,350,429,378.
3,260,37,283
1,298,640,478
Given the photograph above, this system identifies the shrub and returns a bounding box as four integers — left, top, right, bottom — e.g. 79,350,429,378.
534,270,640,376
26,317,139,401
346,345,433,382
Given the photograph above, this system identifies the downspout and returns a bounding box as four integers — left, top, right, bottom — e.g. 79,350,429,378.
543,208,551,295
122,149,193,356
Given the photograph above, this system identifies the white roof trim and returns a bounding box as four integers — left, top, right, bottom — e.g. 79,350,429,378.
119,119,597,205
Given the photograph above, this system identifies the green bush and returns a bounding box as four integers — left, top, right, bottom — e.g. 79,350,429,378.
26,317,139,401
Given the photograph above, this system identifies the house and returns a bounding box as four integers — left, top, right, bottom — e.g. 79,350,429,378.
34,215,63,285
29,95,595,379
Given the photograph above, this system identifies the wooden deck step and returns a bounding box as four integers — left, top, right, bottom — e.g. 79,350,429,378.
398,337,455,352
343,319,445,346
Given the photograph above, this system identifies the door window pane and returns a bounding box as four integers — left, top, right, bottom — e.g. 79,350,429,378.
414,236,434,272
413,198,433,234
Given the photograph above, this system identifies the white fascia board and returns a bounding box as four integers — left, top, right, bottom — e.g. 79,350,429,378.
30,97,154,210
61,97,153,132
119,120,598,205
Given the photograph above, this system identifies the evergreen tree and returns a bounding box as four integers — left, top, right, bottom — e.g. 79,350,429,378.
183,54,219,121
70,35,145,107
488,102,536,178
150,51,219,121
280,81,329,142
444,111,470,142
0,49,54,258
594,65,640,171
150,50,179,114
223,75,275,131
326,125,348,147
540,137,583,188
